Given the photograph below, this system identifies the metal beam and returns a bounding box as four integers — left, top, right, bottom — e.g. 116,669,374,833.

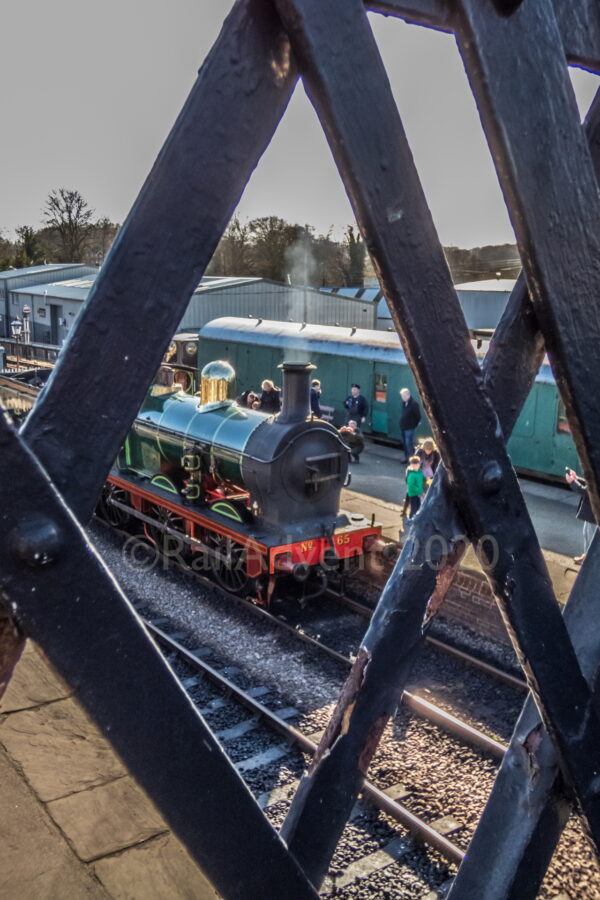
0,412,317,899
448,537,600,900
273,0,600,886
367,0,600,72
452,0,600,527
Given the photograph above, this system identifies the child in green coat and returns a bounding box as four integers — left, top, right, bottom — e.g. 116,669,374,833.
406,456,425,519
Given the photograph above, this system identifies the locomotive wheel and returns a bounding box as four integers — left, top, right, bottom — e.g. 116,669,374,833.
97,485,131,529
144,505,188,559
207,534,249,594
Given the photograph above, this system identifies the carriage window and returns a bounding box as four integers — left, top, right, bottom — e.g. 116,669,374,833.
556,398,571,434
374,373,387,403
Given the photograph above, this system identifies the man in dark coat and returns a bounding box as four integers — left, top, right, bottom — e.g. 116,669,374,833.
310,379,322,417
566,467,598,563
399,387,421,462
258,379,281,414
343,384,368,427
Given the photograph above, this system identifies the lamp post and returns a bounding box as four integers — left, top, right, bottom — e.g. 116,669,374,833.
11,317,22,370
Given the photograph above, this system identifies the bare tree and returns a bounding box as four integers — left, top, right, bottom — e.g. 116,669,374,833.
43,188,94,262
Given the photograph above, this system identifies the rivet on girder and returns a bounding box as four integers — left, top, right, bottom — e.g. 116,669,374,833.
10,516,64,568
479,461,503,495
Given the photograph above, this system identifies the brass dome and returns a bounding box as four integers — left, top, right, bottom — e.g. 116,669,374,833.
198,360,236,406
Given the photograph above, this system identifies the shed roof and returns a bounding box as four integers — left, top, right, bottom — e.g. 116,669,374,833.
192,276,262,293
454,279,517,292
192,277,377,305
13,274,98,301
0,264,76,282
319,286,384,302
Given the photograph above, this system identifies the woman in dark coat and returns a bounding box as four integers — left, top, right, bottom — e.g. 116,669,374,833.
258,380,281,414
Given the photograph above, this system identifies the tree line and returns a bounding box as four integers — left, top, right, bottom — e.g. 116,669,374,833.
0,189,119,270
206,217,367,287
1,187,521,286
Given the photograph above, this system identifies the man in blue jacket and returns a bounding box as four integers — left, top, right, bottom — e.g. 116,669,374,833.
344,384,368,427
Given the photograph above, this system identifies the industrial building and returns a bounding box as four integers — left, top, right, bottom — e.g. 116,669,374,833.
177,276,377,330
4,271,378,350
11,273,99,345
2,264,514,353
0,264,97,339
322,279,516,331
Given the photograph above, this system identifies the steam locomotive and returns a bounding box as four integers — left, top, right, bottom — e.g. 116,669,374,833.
100,359,392,604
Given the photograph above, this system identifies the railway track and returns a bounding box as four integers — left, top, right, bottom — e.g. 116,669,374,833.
92,522,599,898
96,513,523,751
146,618,465,870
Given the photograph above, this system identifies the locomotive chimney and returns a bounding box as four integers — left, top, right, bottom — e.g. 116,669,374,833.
277,362,316,425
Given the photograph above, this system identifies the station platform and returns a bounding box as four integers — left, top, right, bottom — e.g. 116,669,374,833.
344,438,583,560
0,643,216,900
341,439,582,641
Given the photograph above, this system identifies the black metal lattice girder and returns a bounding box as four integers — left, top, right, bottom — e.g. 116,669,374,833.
369,0,600,74
0,413,317,898
1,0,600,896
0,2,319,897
448,535,600,900
272,0,600,887
20,0,299,524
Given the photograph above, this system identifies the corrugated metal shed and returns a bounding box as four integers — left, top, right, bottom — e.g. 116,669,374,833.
454,279,516,330
12,275,99,302
1,264,98,337
0,264,68,283
328,279,518,331
178,278,377,330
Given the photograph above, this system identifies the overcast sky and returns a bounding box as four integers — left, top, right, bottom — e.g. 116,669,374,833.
1,2,598,247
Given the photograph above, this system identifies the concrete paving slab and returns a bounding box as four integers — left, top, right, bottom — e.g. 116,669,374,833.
47,776,167,861
93,832,218,900
0,696,125,801
0,642,70,714
0,749,108,899
0,647,220,897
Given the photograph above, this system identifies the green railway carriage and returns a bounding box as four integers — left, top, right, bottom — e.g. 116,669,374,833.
197,317,580,480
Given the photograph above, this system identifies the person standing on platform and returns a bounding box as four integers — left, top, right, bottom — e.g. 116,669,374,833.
399,387,421,463
565,467,598,564
339,419,365,462
416,437,440,485
344,384,368,427
310,379,322,418
258,379,281,414
405,456,425,519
